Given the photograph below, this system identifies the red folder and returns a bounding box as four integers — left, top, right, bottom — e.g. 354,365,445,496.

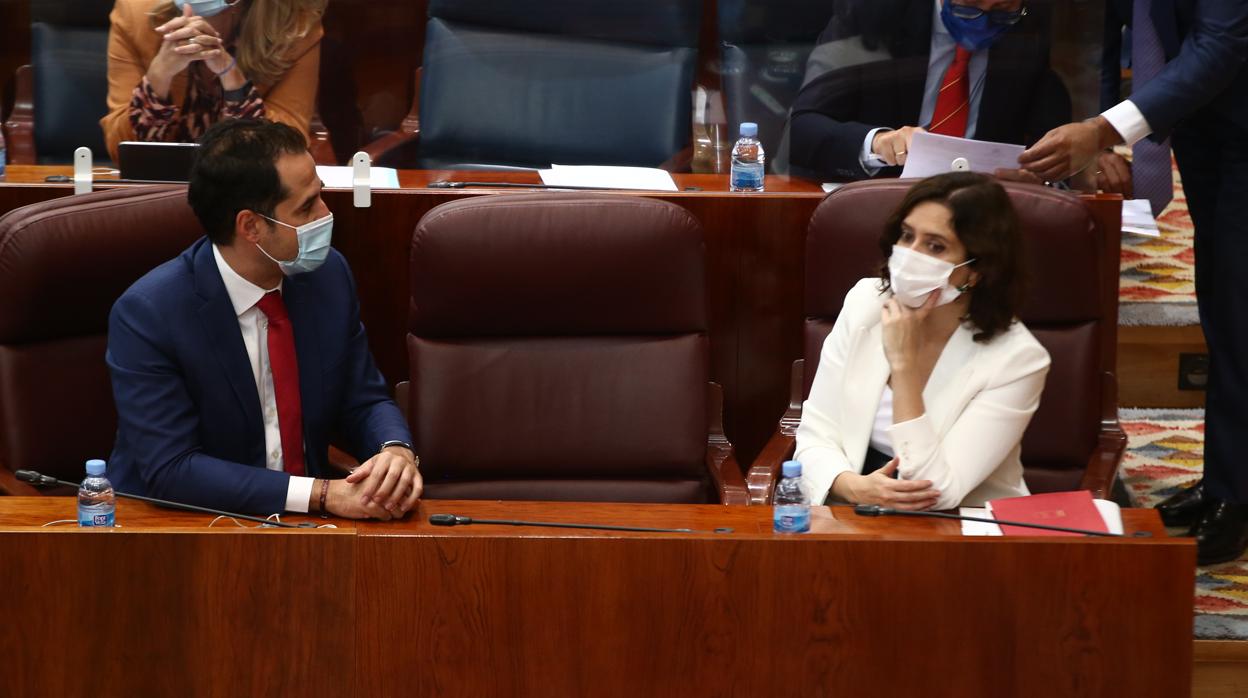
988,490,1109,536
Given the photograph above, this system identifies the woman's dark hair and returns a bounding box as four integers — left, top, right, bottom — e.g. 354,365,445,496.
877,172,1026,342
187,119,308,246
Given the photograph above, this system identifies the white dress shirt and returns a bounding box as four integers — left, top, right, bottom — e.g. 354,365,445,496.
1101,100,1153,146
869,384,896,458
212,244,315,512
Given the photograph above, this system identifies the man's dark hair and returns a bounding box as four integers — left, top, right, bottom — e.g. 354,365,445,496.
187,119,308,246
877,172,1026,343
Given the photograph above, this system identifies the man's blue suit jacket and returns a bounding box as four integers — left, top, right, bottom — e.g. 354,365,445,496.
106,237,412,514
1133,0,1248,139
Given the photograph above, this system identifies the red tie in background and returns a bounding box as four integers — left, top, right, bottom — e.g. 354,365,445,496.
929,45,972,137
256,290,305,476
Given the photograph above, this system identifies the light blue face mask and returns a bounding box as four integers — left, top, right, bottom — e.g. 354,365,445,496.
256,212,334,275
173,0,242,18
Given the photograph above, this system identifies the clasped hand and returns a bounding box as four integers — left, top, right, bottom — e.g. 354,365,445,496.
151,4,233,80
325,448,423,520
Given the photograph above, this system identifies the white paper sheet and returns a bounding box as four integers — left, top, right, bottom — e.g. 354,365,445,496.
1122,199,1162,237
538,164,678,191
960,499,1124,536
315,165,400,189
899,131,1025,179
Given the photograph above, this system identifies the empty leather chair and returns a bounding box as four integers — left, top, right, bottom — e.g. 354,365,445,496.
364,0,701,171
0,186,203,494
406,193,748,503
748,179,1125,502
2,1,113,164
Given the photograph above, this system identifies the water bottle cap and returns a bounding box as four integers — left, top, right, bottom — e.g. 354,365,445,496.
781,460,801,478
739,122,758,138
85,459,106,476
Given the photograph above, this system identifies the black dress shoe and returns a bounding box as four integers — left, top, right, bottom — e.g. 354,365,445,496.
1156,483,1207,528
1194,500,1248,566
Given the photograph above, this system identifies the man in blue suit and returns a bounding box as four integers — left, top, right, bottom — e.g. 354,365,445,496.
107,119,421,519
1020,1,1248,564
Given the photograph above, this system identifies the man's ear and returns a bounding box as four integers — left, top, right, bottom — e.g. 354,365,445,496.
235,209,265,244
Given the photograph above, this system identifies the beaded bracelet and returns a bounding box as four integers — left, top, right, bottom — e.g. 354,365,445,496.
318,478,330,519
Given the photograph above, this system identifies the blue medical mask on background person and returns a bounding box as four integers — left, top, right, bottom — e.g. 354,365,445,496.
173,0,241,18
940,1,1019,52
256,212,334,275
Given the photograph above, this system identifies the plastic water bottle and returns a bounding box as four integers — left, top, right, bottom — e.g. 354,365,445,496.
78,459,116,527
729,122,765,192
773,460,810,533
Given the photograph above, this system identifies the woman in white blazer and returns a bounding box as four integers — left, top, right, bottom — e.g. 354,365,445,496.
795,172,1050,511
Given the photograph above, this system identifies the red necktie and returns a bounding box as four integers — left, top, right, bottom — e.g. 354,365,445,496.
929,45,972,137
255,291,305,476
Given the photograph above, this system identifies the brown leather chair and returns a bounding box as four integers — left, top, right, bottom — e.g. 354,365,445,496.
747,179,1126,504
0,186,203,494
405,193,747,504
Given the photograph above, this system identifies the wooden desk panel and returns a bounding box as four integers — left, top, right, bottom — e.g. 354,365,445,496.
0,529,355,697
0,498,1194,697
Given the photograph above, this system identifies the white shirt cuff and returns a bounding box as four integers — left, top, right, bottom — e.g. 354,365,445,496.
860,127,891,175
1101,100,1153,146
285,475,316,513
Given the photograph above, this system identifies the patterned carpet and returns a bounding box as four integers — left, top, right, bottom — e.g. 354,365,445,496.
1118,156,1198,326
1119,408,1248,640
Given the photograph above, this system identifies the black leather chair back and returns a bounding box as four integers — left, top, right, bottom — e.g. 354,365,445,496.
31,13,111,164
417,0,701,170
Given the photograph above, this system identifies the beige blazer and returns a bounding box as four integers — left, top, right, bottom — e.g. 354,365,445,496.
100,0,323,161
794,278,1051,510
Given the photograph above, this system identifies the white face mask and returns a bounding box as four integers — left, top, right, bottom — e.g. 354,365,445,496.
887,245,976,308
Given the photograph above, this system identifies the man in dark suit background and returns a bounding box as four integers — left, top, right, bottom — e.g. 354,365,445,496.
1021,0,1248,564
786,0,1082,181
106,118,421,519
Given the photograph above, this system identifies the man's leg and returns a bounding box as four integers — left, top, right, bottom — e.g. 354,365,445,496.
1174,116,1248,563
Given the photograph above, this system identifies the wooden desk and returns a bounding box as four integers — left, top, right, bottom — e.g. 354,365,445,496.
0,168,1120,469
0,498,1193,697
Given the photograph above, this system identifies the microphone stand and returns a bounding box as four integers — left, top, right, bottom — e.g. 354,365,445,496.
852,504,1144,537
15,469,316,529
429,513,733,534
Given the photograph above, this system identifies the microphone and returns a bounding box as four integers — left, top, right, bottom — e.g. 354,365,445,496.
16,469,318,529
429,513,733,534
852,503,1146,537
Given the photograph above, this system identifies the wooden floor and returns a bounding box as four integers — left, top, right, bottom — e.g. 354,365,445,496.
1194,641,1248,697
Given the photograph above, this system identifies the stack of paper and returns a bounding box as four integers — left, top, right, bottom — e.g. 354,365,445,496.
315,165,400,189
899,131,1025,179
538,164,678,191
1122,199,1161,237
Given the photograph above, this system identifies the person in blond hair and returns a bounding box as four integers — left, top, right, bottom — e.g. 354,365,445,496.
100,0,325,163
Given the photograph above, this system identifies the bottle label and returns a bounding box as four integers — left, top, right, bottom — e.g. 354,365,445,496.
773,504,811,533
79,509,115,527
731,163,764,190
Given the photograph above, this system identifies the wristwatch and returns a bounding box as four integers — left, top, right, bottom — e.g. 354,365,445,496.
379,440,416,461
